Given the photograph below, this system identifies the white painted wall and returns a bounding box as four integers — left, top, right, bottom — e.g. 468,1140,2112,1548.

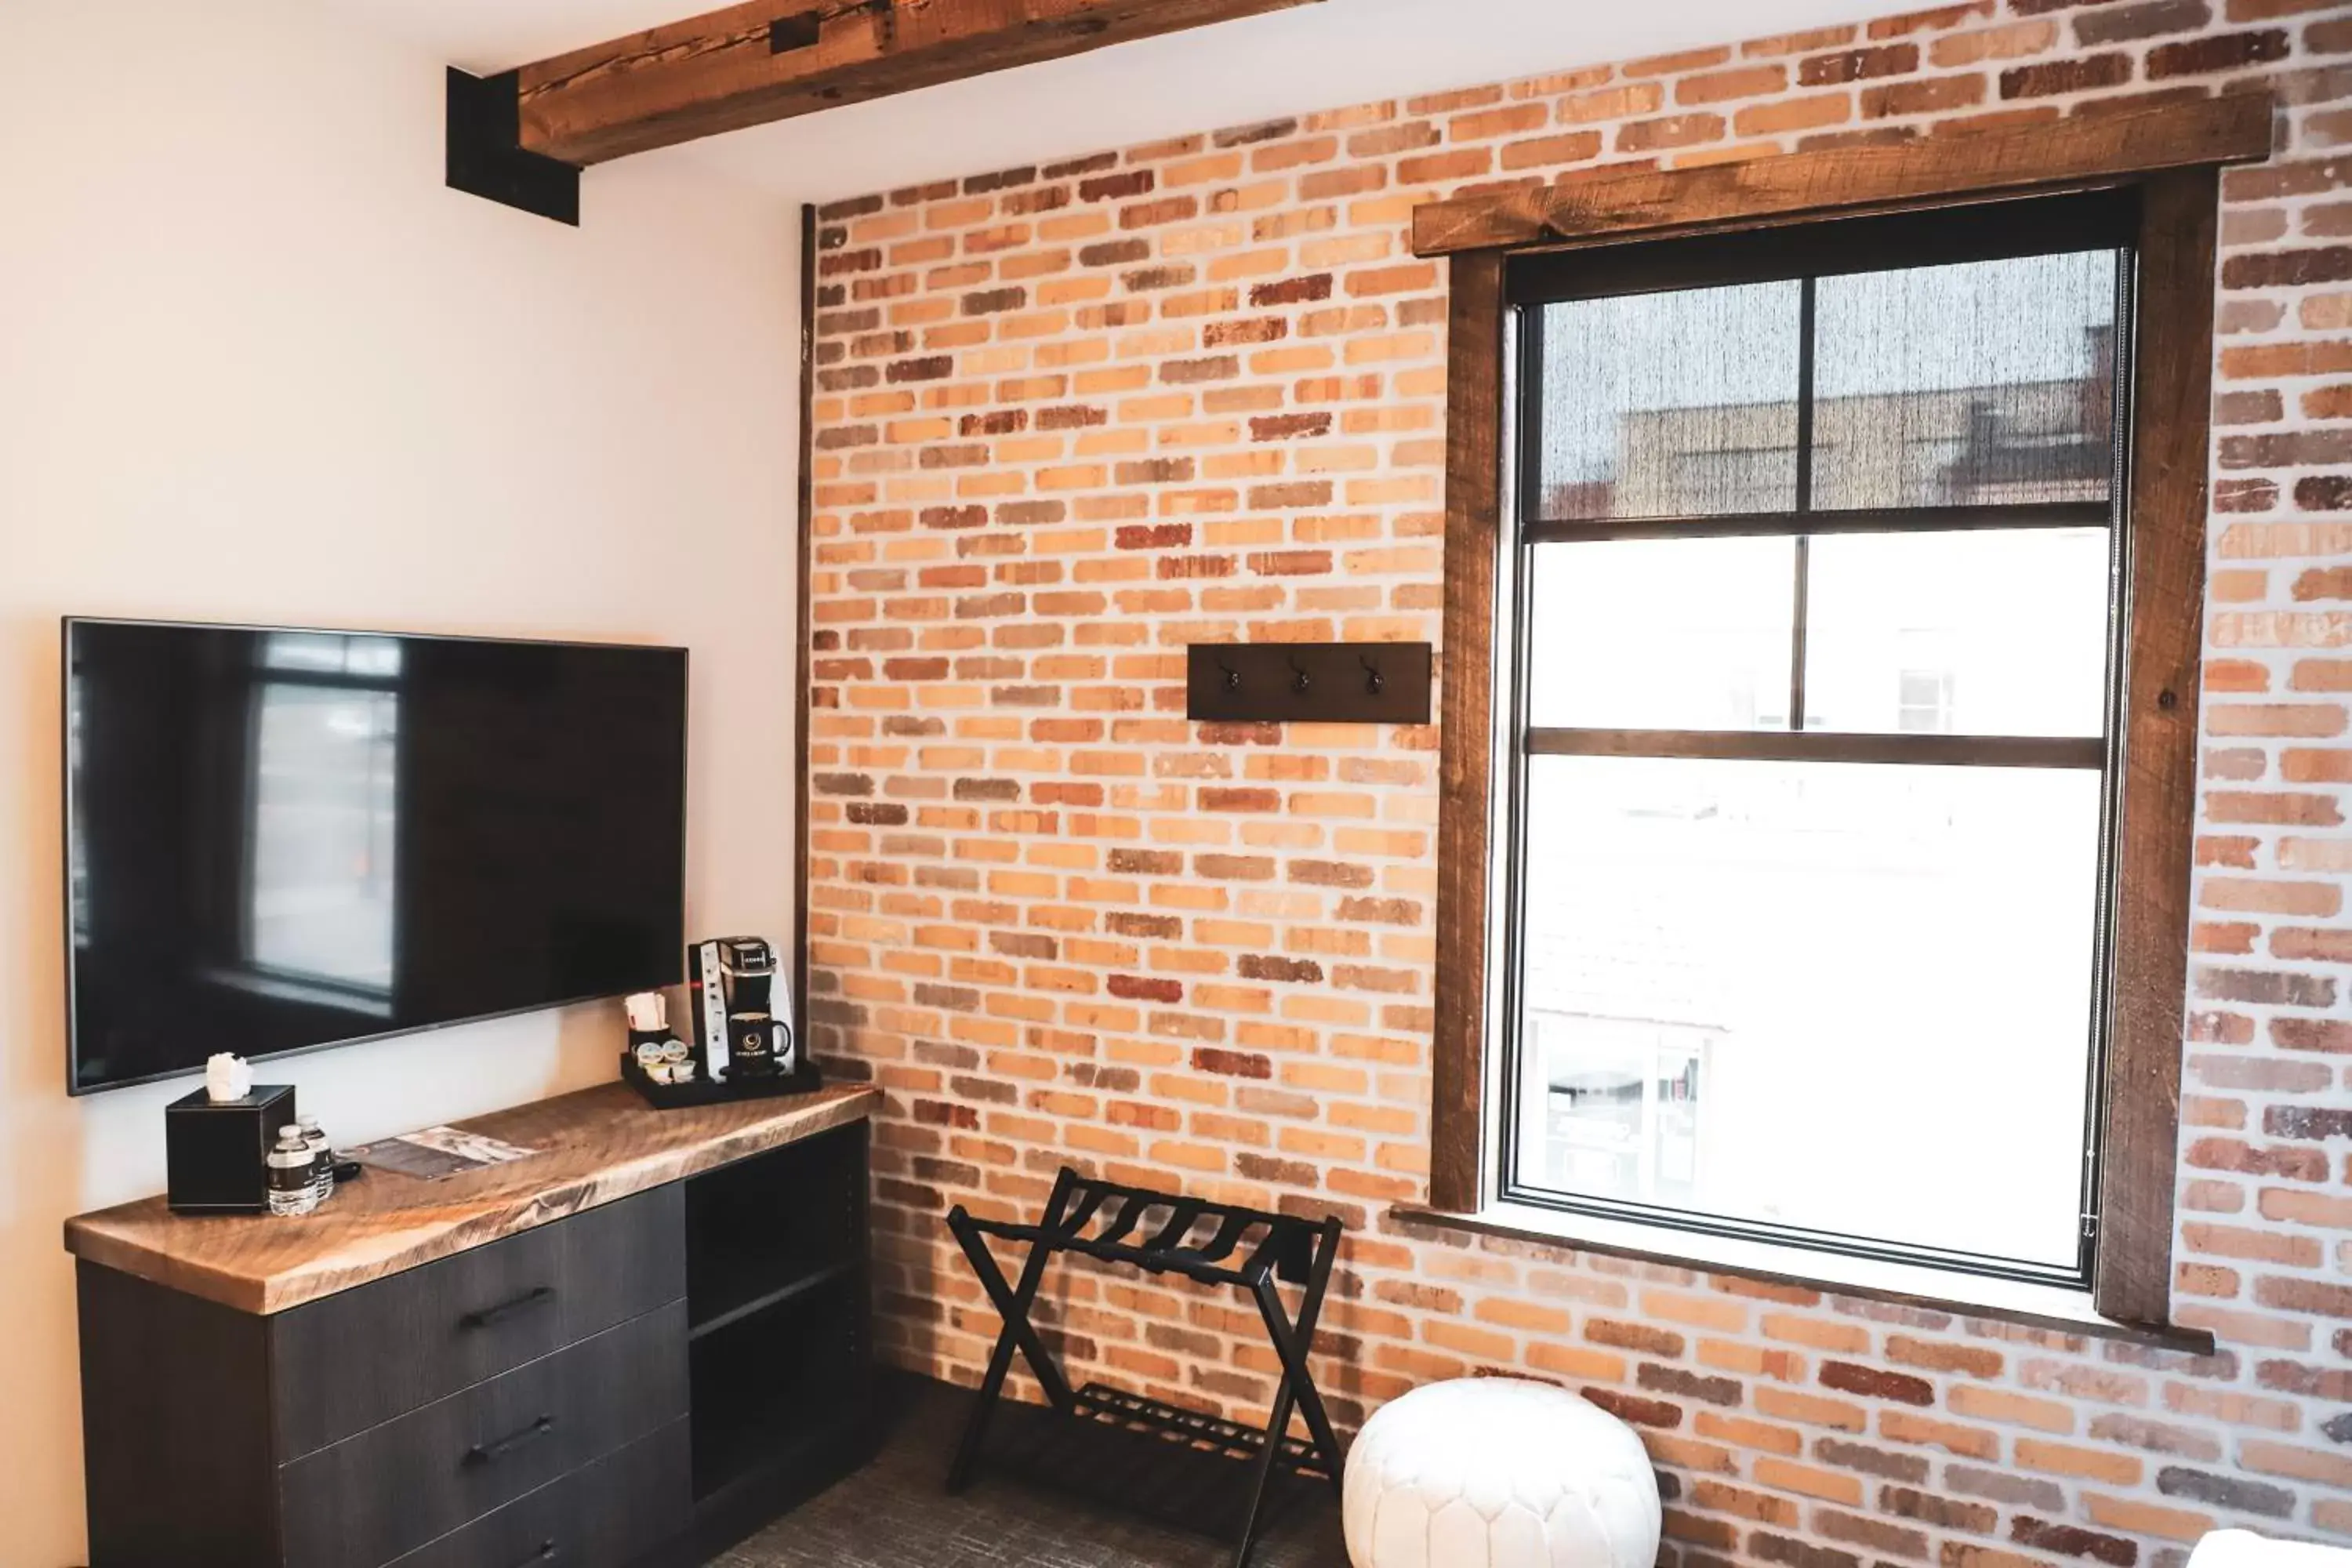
0,2,800,1561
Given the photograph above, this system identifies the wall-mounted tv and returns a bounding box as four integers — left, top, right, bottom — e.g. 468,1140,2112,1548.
64,619,688,1094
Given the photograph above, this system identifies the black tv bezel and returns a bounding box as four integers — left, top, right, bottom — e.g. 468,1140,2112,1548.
60,615,691,1097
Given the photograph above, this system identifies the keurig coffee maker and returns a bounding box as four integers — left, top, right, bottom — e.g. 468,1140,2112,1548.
688,936,796,1082
631,935,813,1107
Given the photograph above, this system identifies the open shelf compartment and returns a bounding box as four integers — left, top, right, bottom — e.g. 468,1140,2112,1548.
684,1119,863,1334
681,1118,873,1509
688,1274,868,1501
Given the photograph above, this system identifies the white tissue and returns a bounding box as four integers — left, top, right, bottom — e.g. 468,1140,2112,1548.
205,1053,253,1104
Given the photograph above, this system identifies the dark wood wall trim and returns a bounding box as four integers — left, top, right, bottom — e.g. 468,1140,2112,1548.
1430,250,1505,1215
1412,95,2271,258
794,201,816,1054
514,0,1323,167
2095,167,2220,1330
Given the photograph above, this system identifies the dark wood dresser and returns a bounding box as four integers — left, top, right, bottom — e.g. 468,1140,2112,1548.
64,1082,880,1568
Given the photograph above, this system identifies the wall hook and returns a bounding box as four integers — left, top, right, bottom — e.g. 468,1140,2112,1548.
1185,641,1431,725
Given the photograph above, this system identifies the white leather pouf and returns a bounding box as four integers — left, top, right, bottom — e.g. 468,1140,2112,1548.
1343,1377,1662,1568
2188,1532,2352,1568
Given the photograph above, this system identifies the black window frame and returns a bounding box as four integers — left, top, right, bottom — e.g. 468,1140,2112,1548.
1490,189,2144,1290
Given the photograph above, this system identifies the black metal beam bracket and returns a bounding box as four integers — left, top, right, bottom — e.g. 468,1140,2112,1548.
446,67,581,226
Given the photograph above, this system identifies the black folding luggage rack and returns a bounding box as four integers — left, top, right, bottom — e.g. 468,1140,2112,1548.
945,1168,1346,1568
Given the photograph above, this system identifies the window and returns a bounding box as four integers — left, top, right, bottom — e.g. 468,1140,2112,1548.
1425,99,2262,1327
1497,200,2132,1285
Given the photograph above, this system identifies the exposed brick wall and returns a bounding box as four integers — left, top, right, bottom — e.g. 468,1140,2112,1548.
804,3,2352,1563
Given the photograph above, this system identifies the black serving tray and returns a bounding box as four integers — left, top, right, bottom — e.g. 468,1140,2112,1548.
620,1046,822,1109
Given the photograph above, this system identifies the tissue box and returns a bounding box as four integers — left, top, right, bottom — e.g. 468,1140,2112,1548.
165,1084,296,1214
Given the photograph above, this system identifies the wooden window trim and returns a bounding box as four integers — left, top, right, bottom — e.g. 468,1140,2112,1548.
2097,165,2223,1328
1430,96,2269,1333
1433,249,1506,1218
1412,94,2269,259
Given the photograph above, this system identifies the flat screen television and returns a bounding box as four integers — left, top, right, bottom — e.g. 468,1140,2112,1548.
64,619,688,1094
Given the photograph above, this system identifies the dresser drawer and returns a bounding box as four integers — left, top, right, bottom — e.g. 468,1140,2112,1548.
273,1186,684,1458
279,1302,688,1568
380,1419,689,1568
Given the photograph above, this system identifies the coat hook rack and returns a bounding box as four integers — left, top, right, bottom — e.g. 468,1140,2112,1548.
1186,642,1432,725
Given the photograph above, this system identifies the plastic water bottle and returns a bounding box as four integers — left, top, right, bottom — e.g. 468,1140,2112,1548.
267,1127,321,1217
298,1116,332,1205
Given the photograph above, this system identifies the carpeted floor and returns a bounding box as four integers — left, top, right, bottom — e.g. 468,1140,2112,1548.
710,1379,1350,1568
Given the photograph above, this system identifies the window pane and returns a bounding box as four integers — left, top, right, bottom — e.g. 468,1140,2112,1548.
1510,755,2100,1270
1813,251,2120,511
1803,528,2113,737
1527,538,1795,731
1537,282,1802,522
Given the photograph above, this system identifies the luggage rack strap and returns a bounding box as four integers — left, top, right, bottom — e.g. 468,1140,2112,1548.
960,1174,1324,1287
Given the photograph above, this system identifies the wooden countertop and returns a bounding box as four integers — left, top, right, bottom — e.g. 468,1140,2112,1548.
64,1080,879,1316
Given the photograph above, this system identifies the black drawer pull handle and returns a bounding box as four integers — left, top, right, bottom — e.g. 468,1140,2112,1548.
465,1414,554,1466
459,1286,555,1330
503,1542,557,1567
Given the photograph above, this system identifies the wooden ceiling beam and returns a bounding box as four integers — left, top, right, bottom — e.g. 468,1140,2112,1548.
508,0,1322,168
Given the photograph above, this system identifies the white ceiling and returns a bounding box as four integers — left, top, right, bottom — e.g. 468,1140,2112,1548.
325,0,1907,202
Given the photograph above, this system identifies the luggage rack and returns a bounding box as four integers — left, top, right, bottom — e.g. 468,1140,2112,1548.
946,1168,1345,1568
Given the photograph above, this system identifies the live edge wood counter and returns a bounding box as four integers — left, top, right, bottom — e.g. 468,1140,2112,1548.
65,1080,878,1314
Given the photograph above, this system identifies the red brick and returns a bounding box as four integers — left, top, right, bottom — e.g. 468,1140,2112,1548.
1679,64,1790,103
2148,27,2292,74
1802,44,1924,83
2255,1276,2352,1316
2224,247,2352,289
1617,114,1730,151
1864,75,1990,114
2078,0,2216,42
2000,54,2135,97
1820,1362,1936,1406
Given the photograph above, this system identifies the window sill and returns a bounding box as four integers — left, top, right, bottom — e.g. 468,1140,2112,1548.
1392,1201,2216,1356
